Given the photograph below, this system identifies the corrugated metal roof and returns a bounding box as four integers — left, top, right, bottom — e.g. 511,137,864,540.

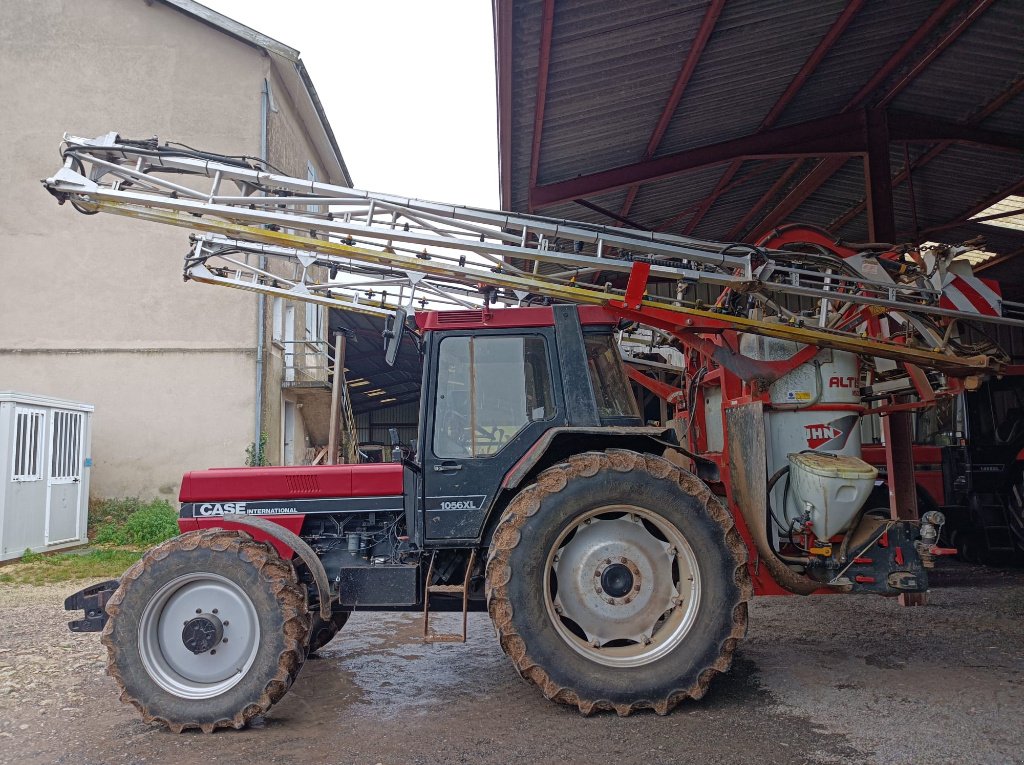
496,0,1024,289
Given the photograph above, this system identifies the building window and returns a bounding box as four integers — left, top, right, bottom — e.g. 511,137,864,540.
305,301,323,344
12,408,45,481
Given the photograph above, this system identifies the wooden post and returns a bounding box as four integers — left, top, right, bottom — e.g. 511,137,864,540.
327,334,346,465
882,401,926,606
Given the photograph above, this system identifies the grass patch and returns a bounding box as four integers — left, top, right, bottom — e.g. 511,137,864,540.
0,497,181,586
91,498,179,547
0,549,143,585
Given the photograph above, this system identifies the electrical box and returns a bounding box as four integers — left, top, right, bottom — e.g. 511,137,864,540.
0,392,93,562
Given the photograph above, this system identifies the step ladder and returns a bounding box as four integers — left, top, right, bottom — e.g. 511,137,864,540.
422,549,476,644
980,502,1017,553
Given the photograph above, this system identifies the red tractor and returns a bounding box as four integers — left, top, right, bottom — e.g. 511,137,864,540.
66,302,937,731
862,376,1024,563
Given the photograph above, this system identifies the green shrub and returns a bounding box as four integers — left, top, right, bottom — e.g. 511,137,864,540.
92,498,179,547
245,431,270,466
89,497,145,539
123,501,179,546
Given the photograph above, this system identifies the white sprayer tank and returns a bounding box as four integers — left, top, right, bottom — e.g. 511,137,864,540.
739,333,877,542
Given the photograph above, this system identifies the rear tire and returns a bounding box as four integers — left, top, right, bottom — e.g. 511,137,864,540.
307,612,350,654
485,450,751,715
102,529,310,733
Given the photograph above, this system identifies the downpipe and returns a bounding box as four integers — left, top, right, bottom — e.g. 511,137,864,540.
254,77,274,450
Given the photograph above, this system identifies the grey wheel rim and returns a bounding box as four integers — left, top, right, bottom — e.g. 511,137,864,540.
545,505,701,668
138,572,261,700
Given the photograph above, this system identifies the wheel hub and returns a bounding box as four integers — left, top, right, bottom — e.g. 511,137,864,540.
552,514,679,647
599,561,636,599
182,614,224,655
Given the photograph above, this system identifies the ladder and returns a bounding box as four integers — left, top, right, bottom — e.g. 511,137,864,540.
43,132,1024,379
421,549,476,643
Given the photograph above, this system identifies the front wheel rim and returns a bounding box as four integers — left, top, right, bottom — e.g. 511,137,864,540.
545,505,702,668
138,572,261,700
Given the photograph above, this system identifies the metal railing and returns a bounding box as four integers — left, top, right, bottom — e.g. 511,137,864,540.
280,339,331,385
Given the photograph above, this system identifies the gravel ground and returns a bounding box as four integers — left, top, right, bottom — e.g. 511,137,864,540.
1,561,1022,765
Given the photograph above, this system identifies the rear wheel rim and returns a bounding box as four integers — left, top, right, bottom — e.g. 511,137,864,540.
545,505,701,668
138,573,260,700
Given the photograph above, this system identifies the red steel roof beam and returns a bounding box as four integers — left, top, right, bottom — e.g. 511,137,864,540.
864,108,895,242
619,0,726,219
828,76,1024,235
746,155,850,242
843,0,967,111
745,0,970,241
526,0,556,213
678,0,866,236
530,111,868,208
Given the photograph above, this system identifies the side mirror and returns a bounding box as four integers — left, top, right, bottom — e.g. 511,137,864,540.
384,307,407,367
388,428,402,463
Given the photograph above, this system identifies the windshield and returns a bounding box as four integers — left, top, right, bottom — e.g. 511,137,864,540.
584,334,640,419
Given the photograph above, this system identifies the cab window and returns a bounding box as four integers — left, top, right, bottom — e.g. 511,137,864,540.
433,335,554,458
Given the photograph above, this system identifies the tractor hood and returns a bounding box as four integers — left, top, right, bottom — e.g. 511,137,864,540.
179,463,404,507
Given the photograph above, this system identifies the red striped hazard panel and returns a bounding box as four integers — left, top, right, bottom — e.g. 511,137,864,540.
939,266,1002,317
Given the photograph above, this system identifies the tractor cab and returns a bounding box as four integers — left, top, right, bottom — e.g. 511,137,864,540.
408,304,644,542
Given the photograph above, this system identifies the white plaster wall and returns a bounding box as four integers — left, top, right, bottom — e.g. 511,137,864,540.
0,0,271,497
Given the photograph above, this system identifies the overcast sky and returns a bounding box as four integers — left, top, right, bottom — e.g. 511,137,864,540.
199,0,499,209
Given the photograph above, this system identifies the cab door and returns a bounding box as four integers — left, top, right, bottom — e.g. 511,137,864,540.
422,329,559,541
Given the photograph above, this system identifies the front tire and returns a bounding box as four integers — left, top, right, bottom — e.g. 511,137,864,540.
102,529,311,733
485,450,751,715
